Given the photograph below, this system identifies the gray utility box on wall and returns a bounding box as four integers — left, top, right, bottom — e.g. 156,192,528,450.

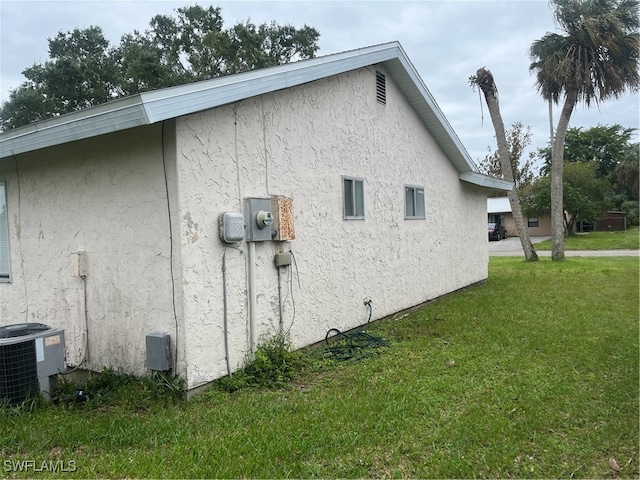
244,197,273,242
219,212,245,243
146,333,171,371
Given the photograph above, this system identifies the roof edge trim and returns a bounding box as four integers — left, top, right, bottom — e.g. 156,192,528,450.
391,45,476,172
0,97,148,158
460,172,513,191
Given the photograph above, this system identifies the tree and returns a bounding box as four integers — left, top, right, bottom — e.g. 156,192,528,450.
529,0,639,260
479,121,538,191
613,146,639,201
537,124,636,178
536,124,639,222
0,5,320,130
471,68,538,261
614,144,640,225
521,162,612,233
1,26,118,130
113,6,320,92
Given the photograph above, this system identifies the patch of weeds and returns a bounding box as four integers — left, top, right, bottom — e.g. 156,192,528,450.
215,335,309,392
0,393,47,421
54,368,185,408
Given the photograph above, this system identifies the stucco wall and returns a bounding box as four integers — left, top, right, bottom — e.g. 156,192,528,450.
0,125,179,377
503,213,552,237
174,66,489,389
0,67,490,390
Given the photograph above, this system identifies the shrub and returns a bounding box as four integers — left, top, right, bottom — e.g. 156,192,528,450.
215,335,307,392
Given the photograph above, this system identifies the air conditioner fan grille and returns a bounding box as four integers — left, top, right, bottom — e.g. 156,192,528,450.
0,340,39,406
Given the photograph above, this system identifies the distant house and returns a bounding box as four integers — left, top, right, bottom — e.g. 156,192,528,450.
487,197,551,237
0,42,511,393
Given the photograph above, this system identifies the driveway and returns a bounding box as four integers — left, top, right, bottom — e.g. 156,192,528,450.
489,236,640,257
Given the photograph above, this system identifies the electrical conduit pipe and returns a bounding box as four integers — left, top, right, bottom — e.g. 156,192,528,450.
248,241,257,354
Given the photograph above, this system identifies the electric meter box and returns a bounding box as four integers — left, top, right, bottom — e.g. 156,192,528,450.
244,198,273,242
219,212,245,243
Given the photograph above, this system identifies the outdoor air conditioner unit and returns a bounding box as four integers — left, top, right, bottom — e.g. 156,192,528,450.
0,323,66,406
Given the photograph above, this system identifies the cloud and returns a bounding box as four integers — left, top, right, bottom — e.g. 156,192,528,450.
1,0,637,161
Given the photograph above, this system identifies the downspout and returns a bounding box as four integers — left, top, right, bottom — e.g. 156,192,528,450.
248,241,257,354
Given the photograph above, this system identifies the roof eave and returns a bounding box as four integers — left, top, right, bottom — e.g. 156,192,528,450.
0,96,148,158
0,41,479,175
381,47,476,173
1,43,405,159
459,172,513,191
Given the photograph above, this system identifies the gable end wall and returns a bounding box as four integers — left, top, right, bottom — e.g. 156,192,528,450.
174,66,488,389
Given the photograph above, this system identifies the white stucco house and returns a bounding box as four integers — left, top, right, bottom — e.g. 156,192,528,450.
0,42,511,392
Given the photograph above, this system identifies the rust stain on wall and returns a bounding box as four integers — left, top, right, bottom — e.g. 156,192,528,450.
271,196,295,240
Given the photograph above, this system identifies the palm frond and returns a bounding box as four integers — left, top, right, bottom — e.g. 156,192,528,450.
530,0,639,106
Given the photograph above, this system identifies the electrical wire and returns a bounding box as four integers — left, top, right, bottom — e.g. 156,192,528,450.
261,96,270,195
14,158,29,322
161,121,179,371
283,250,301,336
233,105,243,210
277,264,283,335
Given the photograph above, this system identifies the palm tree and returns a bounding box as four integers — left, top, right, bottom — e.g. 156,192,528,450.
473,68,539,262
529,0,639,261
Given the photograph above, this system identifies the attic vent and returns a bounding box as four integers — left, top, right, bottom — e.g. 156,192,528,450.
376,71,386,104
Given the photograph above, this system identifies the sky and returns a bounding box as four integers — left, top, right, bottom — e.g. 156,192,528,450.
1,0,638,169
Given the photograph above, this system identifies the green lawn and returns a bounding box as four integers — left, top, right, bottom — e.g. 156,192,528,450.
535,227,639,250
2,257,638,478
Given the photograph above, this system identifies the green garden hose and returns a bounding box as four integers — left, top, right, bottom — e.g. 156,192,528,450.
323,327,390,361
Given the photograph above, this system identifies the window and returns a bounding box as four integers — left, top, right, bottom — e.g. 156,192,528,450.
528,217,539,228
489,214,505,226
343,177,365,219
0,182,9,281
405,185,425,219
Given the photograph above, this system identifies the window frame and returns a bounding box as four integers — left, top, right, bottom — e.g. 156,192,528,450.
0,181,10,282
342,176,365,220
528,217,539,228
404,184,426,220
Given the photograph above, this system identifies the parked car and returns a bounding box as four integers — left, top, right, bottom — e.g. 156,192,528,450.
488,222,507,241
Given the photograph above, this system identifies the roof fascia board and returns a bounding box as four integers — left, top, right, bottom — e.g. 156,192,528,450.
459,172,513,191
140,44,400,123
389,47,476,173
0,43,401,159
0,97,148,158
0,41,478,175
